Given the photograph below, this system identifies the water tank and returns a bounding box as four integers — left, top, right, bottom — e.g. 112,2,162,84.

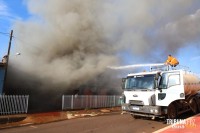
183,72,200,96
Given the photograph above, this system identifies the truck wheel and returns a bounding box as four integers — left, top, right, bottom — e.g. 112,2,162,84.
189,99,198,114
167,103,177,119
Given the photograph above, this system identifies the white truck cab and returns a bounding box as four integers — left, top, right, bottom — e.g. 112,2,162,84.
121,67,200,119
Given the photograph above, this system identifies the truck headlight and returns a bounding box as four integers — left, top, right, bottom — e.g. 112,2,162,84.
150,109,154,113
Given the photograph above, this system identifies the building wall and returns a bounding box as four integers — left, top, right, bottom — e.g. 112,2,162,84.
0,64,6,94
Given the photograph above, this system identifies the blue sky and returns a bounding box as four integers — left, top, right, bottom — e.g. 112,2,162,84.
0,0,200,75
0,0,29,58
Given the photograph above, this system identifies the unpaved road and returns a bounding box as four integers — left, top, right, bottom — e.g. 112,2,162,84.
0,113,167,133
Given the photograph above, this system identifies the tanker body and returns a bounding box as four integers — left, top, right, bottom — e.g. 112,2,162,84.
183,73,200,96
121,68,200,119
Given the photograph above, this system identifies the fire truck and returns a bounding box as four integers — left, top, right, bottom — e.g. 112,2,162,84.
121,65,200,119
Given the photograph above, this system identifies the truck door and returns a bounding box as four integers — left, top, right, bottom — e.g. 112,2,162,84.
155,71,184,106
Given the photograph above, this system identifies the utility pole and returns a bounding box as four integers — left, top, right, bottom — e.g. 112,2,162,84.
3,30,13,93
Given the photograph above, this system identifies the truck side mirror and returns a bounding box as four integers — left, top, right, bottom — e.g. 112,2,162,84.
122,78,126,90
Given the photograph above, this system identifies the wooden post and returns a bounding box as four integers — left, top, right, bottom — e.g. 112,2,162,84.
3,30,13,93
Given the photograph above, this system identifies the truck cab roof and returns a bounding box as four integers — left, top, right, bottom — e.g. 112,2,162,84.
127,71,159,77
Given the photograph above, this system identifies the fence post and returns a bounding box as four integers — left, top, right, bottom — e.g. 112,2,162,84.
95,95,97,108
86,95,88,109
26,95,29,113
113,95,116,107
71,95,74,110
62,95,64,110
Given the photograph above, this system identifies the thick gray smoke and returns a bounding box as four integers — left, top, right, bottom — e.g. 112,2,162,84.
11,0,119,90
9,0,200,90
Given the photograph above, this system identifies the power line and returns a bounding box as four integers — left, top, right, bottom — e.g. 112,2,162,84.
0,31,10,37
0,32,20,40
0,31,10,35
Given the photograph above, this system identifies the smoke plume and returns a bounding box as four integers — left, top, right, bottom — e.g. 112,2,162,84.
9,0,200,91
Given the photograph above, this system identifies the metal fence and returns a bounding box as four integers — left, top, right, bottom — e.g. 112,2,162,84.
62,95,122,110
0,95,29,115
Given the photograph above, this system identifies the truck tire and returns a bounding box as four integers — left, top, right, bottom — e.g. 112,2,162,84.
167,103,177,119
189,98,198,114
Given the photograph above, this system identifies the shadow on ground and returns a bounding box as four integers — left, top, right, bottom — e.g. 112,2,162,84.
0,114,27,124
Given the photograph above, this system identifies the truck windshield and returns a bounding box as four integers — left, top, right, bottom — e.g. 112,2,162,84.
125,75,155,90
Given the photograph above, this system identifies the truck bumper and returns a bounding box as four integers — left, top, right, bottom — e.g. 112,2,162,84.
122,103,165,118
